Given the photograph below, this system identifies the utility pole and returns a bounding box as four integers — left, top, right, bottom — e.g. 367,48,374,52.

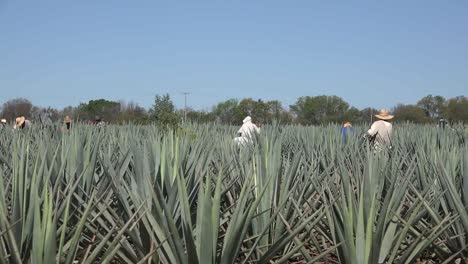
182,92,190,122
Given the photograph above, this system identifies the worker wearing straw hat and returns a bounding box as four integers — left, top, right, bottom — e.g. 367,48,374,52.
366,109,394,148
0,118,7,129
14,116,31,129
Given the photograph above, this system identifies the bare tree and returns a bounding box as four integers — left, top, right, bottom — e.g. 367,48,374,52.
119,101,148,123
0,98,34,122
31,106,60,124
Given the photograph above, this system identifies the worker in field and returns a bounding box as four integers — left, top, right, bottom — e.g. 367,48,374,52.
14,116,31,130
366,109,394,149
94,116,105,127
0,119,7,128
340,121,354,143
64,115,72,134
234,116,260,145
438,118,448,129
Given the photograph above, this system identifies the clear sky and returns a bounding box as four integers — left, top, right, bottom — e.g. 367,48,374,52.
0,1,467,111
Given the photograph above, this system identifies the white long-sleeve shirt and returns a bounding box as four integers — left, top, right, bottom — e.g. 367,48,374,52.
367,120,392,146
238,121,260,138
237,116,260,139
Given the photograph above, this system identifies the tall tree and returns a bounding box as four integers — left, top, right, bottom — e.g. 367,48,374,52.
342,107,361,124
60,106,78,120
0,98,34,121
289,96,315,124
266,100,293,124
76,99,121,122
290,95,351,125
150,94,180,128
358,107,379,124
183,108,216,123
31,106,60,124
236,98,257,121
417,95,446,120
212,99,240,124
236,98,271,125
119,101,149,124
444,96,468,123
393,104,431,123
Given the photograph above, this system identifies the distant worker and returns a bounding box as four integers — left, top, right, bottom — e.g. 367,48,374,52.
64,115,72,133
438,118,448,129
14,116,31,130
340,121,354,143
238,116,260,138
0,119,7,128
234,116,260,145
94,116,105,127
366,109,394,149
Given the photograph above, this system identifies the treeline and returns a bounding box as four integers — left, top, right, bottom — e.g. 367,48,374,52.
0,94,466,126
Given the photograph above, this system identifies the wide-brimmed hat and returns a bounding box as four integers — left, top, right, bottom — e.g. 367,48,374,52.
0,119,6,124
64,115,72,123
375,109,394,120
15,116,26,126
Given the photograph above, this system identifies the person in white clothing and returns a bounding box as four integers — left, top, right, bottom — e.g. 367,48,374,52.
234,116,260,145
13,116,31,130
367,109,394,148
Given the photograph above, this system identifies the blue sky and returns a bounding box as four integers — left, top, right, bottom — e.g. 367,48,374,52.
0,1,467,111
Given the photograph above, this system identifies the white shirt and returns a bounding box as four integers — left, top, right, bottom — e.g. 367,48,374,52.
14,120,32,129
367,120,392,146
237,120,260,138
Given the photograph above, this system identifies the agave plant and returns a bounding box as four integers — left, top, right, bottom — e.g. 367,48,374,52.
0,123,466,263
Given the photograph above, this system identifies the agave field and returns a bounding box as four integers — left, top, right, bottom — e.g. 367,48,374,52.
0,124,466,263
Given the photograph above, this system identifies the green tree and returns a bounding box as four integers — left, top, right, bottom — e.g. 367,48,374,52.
289,96,316,124
255,100,270,124
290,95,351,125
393,104,431,123
236,98,256,121
118,101,149,124
60,106,77,120
212,99,240,124
266,100,293,124
150,94,180,128
357,107,379,124
213,98,292,125
417,95,446,120
236,98,272,125
444,96,468,123
76,99,121,122
342,107,361,124
184,109,216,123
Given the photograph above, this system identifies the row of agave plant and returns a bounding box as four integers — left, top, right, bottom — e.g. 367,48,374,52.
0,123,466,263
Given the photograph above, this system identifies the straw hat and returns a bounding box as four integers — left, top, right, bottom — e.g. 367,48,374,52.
64,115,72,123
0,119,6,124
15,116,26,127
375,109,394,120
